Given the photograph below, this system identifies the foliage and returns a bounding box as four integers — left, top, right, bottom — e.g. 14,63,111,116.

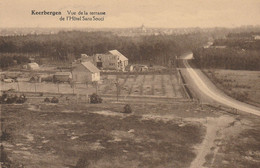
90,93,102,104
0,93,27,104
123,104,132,113
0,145,12,168
44,97,50,102
0,54,29,68
0,31,208,66
193,48,260,71
51,97,59,103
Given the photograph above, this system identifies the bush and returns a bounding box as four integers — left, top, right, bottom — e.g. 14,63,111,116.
44,97,50,103
123,104,132,113
5,95,17,104
90,93,102,104
51,97,59,103
16,94,27,104
0,145,11,167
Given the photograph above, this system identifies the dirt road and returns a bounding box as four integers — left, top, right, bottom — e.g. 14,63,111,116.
180,53,260,116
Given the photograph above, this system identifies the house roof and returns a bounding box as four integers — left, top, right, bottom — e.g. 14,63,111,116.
28,62,39,66
81,61,100,73
27,62,39,69
109,50,128,61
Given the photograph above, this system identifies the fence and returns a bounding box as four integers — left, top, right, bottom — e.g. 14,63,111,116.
0,81,97,95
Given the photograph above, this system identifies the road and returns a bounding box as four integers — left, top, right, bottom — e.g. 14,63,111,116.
179,53,260,116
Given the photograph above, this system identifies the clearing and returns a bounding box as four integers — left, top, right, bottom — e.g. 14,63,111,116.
203,69,260,107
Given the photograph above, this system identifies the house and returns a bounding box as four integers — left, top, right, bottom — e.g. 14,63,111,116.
72,61,100,83
53,72,72,83
24,62,39,70
127,64,148,72
253,35,260,40
94,50,128,71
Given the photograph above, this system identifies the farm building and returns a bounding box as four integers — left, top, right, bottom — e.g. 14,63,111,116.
72,61,100,83
53,72,72,83
254,35,260,40
93,50,128,71
126,65,148,72
24,63,40,70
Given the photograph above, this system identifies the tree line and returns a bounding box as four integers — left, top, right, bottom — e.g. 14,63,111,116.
0,54,29,69
0,31,208,67
193,48,260,71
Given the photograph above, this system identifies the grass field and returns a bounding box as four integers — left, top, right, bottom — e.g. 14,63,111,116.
203,69,260,107
1,102,206,168
1,99,260,168
1,70,260,168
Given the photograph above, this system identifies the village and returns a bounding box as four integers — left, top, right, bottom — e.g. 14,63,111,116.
0,49,185,104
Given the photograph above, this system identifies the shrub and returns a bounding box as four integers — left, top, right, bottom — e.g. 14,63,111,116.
51,97,59,103
0,145,11,167
0,130,11,141
90,93,102,104
16,94,27,104
123,104,132,113
44,97,50,103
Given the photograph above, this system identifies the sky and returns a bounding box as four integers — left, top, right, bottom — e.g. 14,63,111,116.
0,0,260,28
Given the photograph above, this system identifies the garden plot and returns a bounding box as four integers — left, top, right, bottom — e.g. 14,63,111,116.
0,73,185,99
171,74,183,98
142,75,154,95
101,75,117,95
131,75,145,96
153,75,164,96
119,75,135,95
163,74,176,97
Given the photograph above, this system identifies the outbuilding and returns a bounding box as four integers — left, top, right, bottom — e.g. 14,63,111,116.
72,61,100,83
26,62,40,70
53,72,72,83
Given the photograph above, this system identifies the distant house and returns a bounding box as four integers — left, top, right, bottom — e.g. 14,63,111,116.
127,64,148,72
253,35,260,40
53,72,72,83
24,62,39,70
72,61,100,83
94,50,128,71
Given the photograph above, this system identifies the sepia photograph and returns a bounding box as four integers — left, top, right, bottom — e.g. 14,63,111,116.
0,0,260,167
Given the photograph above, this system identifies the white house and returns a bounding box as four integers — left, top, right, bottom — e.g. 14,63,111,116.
72,61,100,83
24,62,40,70
94,50,128,71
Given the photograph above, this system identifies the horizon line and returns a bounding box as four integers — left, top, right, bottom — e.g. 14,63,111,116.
1,25,260,30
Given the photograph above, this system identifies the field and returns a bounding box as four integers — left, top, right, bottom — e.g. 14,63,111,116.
203,69,260,107
1,101,207,168
0,73,184,99
1,99,260,168
1,70,260,168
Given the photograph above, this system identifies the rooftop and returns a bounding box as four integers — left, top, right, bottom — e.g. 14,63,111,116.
81,61,100,73
109,50,128,61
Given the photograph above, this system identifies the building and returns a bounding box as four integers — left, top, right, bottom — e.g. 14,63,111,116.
24,62,39,70
253,35,260,40
72,61,100,83
94,50,128,71
126,64,148,72
53,72,72,83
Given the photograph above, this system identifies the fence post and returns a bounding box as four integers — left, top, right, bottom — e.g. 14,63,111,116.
57,83,59,93
17,82,20,92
